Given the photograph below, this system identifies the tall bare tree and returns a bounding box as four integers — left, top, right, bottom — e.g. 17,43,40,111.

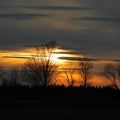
115,63,120,79
78,55,93,87
22,41,58,87
102,63,120,89
62,63,76,87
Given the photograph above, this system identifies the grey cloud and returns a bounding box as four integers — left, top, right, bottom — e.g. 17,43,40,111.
59,56,97,61
58,56,80,61
0,13,51,20
73,17,120,22
53,51,79,55
0,23,120,54
78,29,100,32
19,5,91,11
79,0,120,18
0,1,119,59
112,59,120,62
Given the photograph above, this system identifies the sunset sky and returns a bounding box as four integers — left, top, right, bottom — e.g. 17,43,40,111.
0,0,120,86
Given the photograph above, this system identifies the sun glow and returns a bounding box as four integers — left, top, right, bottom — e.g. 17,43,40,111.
0,47,72,69
0,49,31,69
0,48,112,87
51,48,72,64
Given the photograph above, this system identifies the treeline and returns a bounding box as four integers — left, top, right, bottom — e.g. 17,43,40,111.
0,85,120,105
0,41,120,89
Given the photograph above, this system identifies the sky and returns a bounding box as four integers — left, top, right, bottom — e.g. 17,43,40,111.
0,0,120,56
0,0,120,86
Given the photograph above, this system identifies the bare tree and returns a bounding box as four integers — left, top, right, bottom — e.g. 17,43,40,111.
62,63,76,87
115,63,120,79
8,68,19,86
22,41,58,87
0,66,20,86
0,66,4,81
102,63,120,89
0,66,9,86
78,55,93,87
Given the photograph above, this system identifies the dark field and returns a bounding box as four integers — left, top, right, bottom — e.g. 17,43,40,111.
0,103,120,120
0,86,120,120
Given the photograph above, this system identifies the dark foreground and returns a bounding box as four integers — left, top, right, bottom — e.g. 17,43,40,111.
0,86,120,119
0,102,120,120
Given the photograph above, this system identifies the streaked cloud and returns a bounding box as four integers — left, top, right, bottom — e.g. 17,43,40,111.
19,5,91,11
59,56,97,61
0,13,51,20
3,55,30,59
72,17,120,22
78,29,99,32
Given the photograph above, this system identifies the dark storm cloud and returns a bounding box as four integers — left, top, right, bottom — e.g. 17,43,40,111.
0,13,51,20
19,5,91,11
72,17,120,22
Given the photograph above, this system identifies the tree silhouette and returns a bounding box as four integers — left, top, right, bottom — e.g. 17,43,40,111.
0,66,4,81
62,63,76,87
22,41,58,87
0,66,9,86
102,63,120,89
78,55,93,87
8,68,19,86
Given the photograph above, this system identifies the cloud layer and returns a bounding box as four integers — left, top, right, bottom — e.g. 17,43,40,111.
0,0,120,60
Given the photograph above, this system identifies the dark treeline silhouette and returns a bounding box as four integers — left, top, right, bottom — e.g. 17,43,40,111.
0,85,120,106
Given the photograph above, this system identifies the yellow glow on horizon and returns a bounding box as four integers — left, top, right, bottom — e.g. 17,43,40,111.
53,72,110,87
0,47,72,69
0,48,114,87
0,49,30,69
